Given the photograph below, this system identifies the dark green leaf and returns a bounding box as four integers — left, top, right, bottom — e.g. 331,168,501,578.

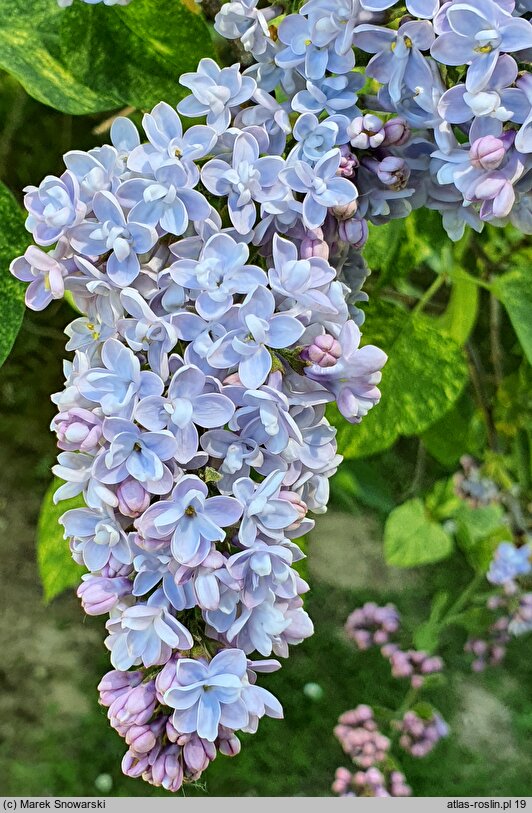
492,264,532,364
423,394,486,468
0,181,29,367
455,503,512,573
333,300,469,459
37,478,84,603
0,0,214,114
384,498,454,568
437,275,479,345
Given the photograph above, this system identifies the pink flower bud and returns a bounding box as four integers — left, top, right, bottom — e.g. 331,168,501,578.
339,144,359,177
300,236,330,259
121,750,150,779
150,745,183,791
183,734,215,774
117,478,150,518
301,333,342,367
218,732,242,757
77,575,131,616
377,156,410,189
348,114,385,149
125,723,158,755
338,216,368,248
223,372,243,386
53,408,102,453
278,490,308,532
155,656,180,703
98,669,142,708
382,117,410,146
470,136,506,170
331,199,358,220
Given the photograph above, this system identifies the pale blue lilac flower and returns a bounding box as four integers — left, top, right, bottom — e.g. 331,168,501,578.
10,240,72,311
23,170,86,246
110,116,141,165
169,233,267,320
136,475,242,566
92,417,177,494
353,21,435,104
305,320,387,423
227,541,303,608
105,589,194,670
229,377,304,455
117,163,210,237
127,102,217,179
64,145,121,205
268,234,338,315
431,0,532,94
178,59,256,133
487,542,531,585
135,365,235,464
280,149,358,230
214,0,279,55
200,429,268,492
205,591,290,656
164,648,249,742
302,0,361,54
60,505,131,571
515,73,532,154
65,256,123,327
232,470,300,546
234,89,291,155
207,286,304,388
276,15,355,81
71,192,157,287
288,113,350,164
438,55,530,131
292,74,363,117
201,132,285,233
118,287,178,379
77,338,163,418
348,114,386,149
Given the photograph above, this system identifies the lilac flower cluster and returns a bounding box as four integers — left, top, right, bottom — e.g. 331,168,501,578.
453,455,500,507
382,645,444,688
395,710,449,757
334,705,391,768
214,0,532,240
11,38,393,783
487,541,531,588
345,601,400,649
332,766,411,798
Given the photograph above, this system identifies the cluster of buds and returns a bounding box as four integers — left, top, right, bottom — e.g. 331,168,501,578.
453,456,500,508
334,705,390,769
332,766,411,798
382,646,444,689
344,602,400,650
394,710,449,758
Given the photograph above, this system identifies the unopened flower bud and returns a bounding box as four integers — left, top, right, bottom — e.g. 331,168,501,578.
300,236,330,260
382,117,410,146
331,200,358,221
77,574,132,616
279,490,308,530
98,669,143,708
377,156,410,189
470,136,506,170
117,478,150,518
301,334,342,367
348,114,386,149
339,144,359,177
338,216,368,248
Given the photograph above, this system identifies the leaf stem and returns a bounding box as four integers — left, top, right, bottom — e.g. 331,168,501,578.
412,273,446,316
439,571,485,628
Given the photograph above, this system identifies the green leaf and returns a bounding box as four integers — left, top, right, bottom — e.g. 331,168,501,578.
425,478,462,522
455,503,512,573
384,498,454,568
330,460,395,514
332,300,469,459
0,0,214,114
492,264,532,364
437,275,479,345
423,394,486,468
36,478,84,603
0,181,29,367
413,591,449,652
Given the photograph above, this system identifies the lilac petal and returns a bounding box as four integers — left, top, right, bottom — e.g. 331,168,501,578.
197,692,221,741
192,393,235,427
239,346,272,388
204,496,243,527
